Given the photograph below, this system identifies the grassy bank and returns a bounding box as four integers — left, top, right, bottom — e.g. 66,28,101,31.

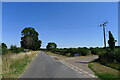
88,62,120,79
2,51,39,78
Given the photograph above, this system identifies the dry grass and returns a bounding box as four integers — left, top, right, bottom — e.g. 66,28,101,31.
88,62,120,78
45,51,68,60
2,51,39,78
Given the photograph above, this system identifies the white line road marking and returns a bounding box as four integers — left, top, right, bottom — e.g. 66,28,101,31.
83,71,88,74
59,60,96,78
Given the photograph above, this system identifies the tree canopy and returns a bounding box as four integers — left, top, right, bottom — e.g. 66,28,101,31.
46,42,57,51
1,43,8,54
108,31,116,51
2,43,7,49
20,27,42,50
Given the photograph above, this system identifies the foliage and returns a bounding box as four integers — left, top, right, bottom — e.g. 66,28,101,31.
10,45,24,53
114,48,120,63
98,49,115,63
20,27,42,50
90,47,102,55
1,43,8,54
108,31,116,51
98,48,120,63
98,48,120,70
46,42,57,51
47,47,90,56
2,43,7,48
80,48,89,56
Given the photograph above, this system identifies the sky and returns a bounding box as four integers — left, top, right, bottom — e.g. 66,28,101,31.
2,2,118,48
2,0,119,2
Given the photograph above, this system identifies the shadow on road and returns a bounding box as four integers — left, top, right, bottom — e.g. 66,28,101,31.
75,62,89,64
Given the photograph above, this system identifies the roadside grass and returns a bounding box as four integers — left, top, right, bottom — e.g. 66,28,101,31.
2,51,39,78
45,51,68,60
101,62,120,71
0,56,2,79
88,62,120,79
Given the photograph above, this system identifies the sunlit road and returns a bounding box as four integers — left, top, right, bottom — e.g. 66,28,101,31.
19,52,92,78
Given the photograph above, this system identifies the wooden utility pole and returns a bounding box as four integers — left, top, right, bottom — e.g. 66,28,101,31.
100,20,108,49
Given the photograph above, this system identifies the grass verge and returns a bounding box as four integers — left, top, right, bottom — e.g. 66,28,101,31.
88,62,120,79
2,51,39,78
101,62,120,71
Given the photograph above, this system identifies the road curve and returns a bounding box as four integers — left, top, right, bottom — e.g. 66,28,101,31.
19,51,92,78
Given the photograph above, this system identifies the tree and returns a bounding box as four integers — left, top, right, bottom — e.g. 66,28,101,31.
2,43,7,49
20,27,42,50
46,42,57,51
108,31,116,51
1,43,8,54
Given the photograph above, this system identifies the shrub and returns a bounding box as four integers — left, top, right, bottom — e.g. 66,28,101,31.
49,47,90,56
2,48,9,55
67,48,80,56
91,49,99,55
98,49,117,63
1,43,9,55
114,48,120,63
10,45,24,53
80,49,89,56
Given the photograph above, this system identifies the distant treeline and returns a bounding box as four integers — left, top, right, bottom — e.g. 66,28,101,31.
41,47,110,56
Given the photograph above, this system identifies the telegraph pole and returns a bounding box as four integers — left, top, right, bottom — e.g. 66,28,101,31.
100,20,108,49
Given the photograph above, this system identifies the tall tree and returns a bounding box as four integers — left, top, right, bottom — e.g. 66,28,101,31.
108,31,116,51
2,43,7,49
46,42,57,51
20,27,42,50
1,43,8,54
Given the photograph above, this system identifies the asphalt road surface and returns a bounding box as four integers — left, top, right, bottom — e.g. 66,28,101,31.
20,52,93,78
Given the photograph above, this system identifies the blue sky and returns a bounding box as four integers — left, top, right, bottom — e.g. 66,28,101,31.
2,2,118,48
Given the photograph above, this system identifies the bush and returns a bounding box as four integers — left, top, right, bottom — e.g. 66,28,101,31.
97,48,120,71
98,50,107,63
10,45,24,53
67,48,81,56
98,49,117,63
91,49,99,55
80,49,89,56
49,47,91,57
90,47,103,55
2,48,9,55
114,48,120,63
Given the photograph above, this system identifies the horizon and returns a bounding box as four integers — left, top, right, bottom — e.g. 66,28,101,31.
2,2,118,48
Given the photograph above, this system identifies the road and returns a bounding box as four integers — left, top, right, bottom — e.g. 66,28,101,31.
64,55,98,76
19,51,94,78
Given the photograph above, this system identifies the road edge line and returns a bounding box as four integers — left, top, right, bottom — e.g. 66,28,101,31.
59,60,97,78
